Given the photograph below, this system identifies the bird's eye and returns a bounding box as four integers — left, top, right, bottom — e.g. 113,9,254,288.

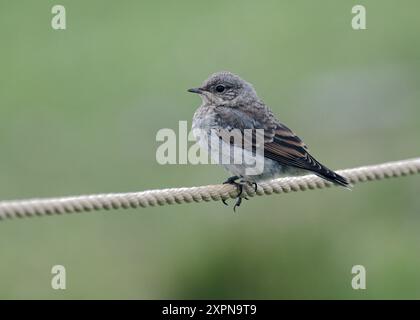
215,85,225,93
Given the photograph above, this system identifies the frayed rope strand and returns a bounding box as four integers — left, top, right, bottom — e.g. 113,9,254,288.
0,157,419,220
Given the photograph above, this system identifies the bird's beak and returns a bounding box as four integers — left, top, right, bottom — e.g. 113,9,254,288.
188,87,204,94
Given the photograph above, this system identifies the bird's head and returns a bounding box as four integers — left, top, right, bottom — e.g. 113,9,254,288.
188,71,259,107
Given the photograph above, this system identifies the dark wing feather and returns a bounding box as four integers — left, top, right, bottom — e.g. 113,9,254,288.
264,125,349,187
214,105,349,187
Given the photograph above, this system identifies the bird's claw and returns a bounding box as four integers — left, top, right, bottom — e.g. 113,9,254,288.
233,197,243,212
223,176,240,185
252,182,258,192
222,176,246,212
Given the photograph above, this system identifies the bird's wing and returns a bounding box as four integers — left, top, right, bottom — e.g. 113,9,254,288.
214,104,307,156
214,105,349,186
264,127,349,186
214,104,278,145
264,124,323,172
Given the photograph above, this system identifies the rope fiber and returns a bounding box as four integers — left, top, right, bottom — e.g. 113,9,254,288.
0,157,419,220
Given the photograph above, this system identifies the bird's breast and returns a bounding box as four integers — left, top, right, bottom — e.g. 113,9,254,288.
192,104,219,131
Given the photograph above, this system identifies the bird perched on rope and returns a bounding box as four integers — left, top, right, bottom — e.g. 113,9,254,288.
189,71,349,211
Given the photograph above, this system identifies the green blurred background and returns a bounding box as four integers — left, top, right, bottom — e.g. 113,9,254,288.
1,0,419,299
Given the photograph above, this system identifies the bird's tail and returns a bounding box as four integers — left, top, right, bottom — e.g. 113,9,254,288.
315,170,350,188
306,154,351,188
313,165,351,188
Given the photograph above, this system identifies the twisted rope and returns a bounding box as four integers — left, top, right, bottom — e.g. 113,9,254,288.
0,157,419,221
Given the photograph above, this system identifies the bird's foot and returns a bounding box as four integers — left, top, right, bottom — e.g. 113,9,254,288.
222,176,252,211
251,182,258,192
223,176,241,185
233,196,243,212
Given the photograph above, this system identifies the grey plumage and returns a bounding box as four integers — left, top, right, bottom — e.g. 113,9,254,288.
189,71,349,208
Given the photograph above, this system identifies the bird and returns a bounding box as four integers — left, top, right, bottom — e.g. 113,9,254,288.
189,71,350,211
